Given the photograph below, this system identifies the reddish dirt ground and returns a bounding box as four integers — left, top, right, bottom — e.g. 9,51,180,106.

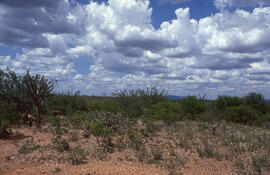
0,127,237,175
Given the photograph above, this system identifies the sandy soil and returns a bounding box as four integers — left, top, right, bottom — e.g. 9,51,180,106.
0,127,237,175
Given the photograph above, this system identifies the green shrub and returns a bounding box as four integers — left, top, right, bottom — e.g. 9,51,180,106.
224,105,258,125
128,130,143,150
87,100,102,112
113,89,142,117
84,112,128,131
198,102,221,122
0,101,18,138
244,92,268,114
51,136,70,152
48,114,62,135
150,146,163,161
252,155,270,174
144,101,182,123
254,113,270,127
85,119,115,152
113,86,167,118
180,96,205,119
139,85,167,107
89,120,114,138
87,99,120,113
69,111,88,128
67,146,88,165
18,139,40,154
46,91,88,115
216,95,243,111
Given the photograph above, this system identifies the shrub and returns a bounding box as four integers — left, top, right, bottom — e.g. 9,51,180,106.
144,101,182,123
67,146,88,165
48,114,62,135
252,155,270,174
87,100,102,112
89,120,114,138
46,91,87,116
113,89,143,117
150,146,163,161
87,99,120,113
128,130,143,150
51,136,70,152
84,112,128,131
18,138,40,154
139,85,167,107
255,113,270,127
86,119,115,152
224,105,258,125
198,101,220,122
216,95,243,111
113,86,167,118
180,96,205,119
0,101,18,138
0,69,33,117
244,92,268,114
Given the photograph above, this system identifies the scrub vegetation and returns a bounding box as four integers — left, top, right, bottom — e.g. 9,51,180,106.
1,69,270,175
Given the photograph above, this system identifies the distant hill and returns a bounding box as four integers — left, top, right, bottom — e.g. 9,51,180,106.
166,95,185,100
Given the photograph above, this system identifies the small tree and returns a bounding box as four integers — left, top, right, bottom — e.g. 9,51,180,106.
24,71,55,128
0,69,30,137
244,92,267,114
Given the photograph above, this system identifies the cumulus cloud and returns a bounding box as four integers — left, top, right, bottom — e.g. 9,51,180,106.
0,0,80,48
1,0,270,98
214,0,270,9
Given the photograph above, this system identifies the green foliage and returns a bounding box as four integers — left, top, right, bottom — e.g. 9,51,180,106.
51,136,70,152
216,95,243,111
113,86,167,118
255,113,270,127
0,69,33,115
224,105,258,124
84,112,129,131
180,96,205,119
252,155,270,174
88,120,114,138
145,101,182,123
87,100,102,111
46,91,87,116
0,69,33,135
215,93,269,125
67,146,88,165
112,89,143,117
87,99,120,113
139,85,167,107
18,138,40,154
48,115,62,135
0,68,56,130
244,92,268,114
128,130,143,150
0,100,17,138
24,70,55,127
150,145,163,161
85,119,115,152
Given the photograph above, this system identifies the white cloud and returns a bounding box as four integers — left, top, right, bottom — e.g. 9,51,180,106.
1,0,270,98
214,0,270,9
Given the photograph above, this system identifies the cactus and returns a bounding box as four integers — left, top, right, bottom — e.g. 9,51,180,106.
24,70,55,128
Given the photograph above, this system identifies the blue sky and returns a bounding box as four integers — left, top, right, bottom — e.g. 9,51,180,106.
1,0,270,99
76,0,219,28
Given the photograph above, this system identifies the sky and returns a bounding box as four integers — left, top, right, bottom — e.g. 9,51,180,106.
1,0,270,99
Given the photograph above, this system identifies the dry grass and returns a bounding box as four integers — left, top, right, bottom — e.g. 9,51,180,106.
1,119,270,175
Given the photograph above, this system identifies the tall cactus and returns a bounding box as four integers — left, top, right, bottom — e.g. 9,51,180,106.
24,70,55,128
